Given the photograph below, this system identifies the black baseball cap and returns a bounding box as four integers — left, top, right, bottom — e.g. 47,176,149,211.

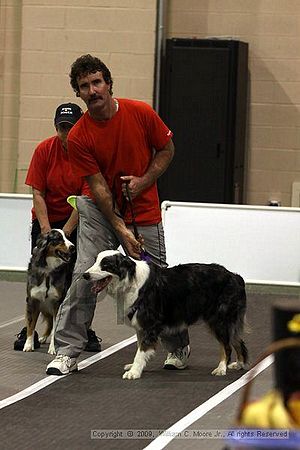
54,103,83,126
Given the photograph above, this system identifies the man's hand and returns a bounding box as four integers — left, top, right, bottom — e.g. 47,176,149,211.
121,139,174,202
40,225,51,235
62,226,72,238
120,175,147,200
119,228,142,259
85,172,141,259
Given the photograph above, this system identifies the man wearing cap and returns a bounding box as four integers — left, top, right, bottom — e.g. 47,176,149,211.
26,103,87,247
13,103,101,353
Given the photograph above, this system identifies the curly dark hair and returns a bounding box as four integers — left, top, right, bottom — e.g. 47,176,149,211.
69,54,113,96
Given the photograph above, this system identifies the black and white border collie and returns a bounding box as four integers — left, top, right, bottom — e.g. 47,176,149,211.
23,229,75,354
84,250,248,380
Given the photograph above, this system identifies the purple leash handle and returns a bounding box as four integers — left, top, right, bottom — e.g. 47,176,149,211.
141,249,151,263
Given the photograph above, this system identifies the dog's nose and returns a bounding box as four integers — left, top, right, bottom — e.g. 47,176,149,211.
83,272,90,280
70,245,76,253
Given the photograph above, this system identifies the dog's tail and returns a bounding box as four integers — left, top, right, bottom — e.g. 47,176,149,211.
237,277,251,335
243,314,251,334
239,338,249,364
231,307,249,364
234,273,250,334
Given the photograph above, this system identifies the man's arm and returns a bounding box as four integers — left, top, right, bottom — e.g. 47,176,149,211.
85,172,141,258
62,209,79,238
32,188,51,234
120,138,174,200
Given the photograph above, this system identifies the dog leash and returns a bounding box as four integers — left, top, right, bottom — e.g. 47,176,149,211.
124,183,151,263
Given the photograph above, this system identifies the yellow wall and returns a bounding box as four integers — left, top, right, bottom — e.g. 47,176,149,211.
0,1,22,192
167,0,300,205
1,0,300,207
1,0,156,192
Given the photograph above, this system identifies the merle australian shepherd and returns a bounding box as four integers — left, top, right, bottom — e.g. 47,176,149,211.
84,250,248,380
23,229,75,354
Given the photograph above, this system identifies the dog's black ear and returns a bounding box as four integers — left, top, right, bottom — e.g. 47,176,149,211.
47,229,63,244
101,253,136,280
118,255,136,281
33,233,49,267
36,232,49,249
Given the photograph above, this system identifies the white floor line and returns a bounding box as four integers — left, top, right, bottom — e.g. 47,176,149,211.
144,355,274,450
0,316,24,329
0,334,137,410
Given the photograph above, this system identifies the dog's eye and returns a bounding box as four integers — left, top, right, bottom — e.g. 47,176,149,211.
101,260,115,273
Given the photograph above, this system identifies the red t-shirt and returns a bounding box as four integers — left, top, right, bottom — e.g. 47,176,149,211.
67,99,173,225
25,135,90,222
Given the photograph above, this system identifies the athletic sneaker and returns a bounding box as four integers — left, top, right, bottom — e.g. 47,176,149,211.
84,329,102,352
13,327,40,351
46,355,78,376
163,345,191,370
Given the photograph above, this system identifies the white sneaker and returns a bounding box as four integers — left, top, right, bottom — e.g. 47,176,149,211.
46,355,78,376
164,345,191,370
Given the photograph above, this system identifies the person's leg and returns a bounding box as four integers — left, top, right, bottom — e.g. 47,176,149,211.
51,216,102,352
46,197,120,374
52,218,100,352
133,221,168,268
134,222,190,369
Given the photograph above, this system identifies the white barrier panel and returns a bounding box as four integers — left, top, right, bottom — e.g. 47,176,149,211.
1,195,300,285
162,201,300,286
0,194,32,271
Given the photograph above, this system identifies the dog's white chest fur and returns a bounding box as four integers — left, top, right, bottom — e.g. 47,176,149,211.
30,279,59,302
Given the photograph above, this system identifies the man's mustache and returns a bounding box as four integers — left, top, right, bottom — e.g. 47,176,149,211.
88,95,102,104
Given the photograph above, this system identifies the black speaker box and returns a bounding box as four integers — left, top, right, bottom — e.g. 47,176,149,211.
158,38,248,204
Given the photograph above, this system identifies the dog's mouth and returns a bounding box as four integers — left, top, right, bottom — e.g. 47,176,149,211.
55,250,71,263
91,276,112,294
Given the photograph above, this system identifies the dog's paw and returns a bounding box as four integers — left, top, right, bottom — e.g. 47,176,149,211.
39,336,48,344
228,361,249,371
122,369,141,380
211,367,226,376
228,361,242,370
123,363,133,371
47,345,56,355
23,341,34,352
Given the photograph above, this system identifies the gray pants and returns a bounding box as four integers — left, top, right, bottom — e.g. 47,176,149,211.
54,196,189,357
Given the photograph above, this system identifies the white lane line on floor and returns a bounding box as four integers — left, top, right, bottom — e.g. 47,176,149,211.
144,355,274,450
0,316,24,329
0,334,137,410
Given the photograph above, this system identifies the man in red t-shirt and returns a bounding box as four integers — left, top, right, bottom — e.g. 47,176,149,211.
47,55,190,375
14,103,101,353
26,103,86,250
